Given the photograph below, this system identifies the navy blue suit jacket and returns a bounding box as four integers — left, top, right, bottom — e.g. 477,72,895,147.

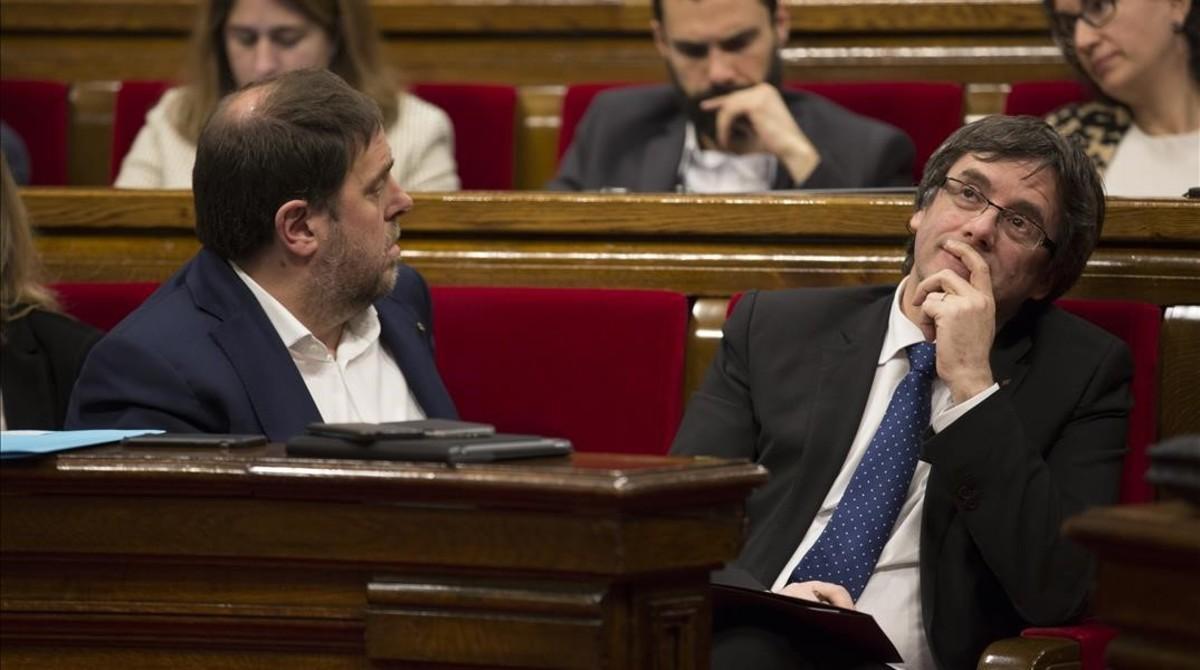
67,249,457,441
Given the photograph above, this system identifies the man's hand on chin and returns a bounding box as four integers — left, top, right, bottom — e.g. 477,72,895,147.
699,83,820,183
778,581,856,610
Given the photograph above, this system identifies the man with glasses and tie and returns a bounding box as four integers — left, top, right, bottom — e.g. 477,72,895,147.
672,115,1131,670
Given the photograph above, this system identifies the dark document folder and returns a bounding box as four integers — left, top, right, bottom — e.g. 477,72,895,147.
286,433,572,464
712,582,901,664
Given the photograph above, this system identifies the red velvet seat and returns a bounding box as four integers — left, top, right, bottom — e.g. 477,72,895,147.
556,81,965,181
789,81,964,182
1004,81,1090,118
0,79,70,185
1018,299,1160,670
52,282,160,332
410,83,517,190
430,286,689,454
110,80,173,182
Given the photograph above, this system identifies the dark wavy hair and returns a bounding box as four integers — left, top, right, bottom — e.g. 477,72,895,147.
193,69,382,262
902,115,1105,305
652,0,777,22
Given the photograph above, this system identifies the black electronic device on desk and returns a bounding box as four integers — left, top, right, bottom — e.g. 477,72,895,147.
288,419,572,463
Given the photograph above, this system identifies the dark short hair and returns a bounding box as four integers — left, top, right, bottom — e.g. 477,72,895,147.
193,68,382,262
902,114,1105,304
652,0,777,22
1042,0,1200,99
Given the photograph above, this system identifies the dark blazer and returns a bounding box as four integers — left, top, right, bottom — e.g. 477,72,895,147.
66,249,457,441
547,84,915,192
1,309,101,429
672,285,1131,670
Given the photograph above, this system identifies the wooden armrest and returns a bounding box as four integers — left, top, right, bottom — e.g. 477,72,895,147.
977,635,1080,670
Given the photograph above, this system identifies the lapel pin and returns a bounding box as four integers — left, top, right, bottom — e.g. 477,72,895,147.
416,321,427,333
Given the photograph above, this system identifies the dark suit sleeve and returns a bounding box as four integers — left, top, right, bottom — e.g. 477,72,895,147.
66,331,221,433
922,335,1131,625
545,112,592,191
671,291,760,459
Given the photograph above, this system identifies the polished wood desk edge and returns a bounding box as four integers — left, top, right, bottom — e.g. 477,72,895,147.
0,447,769,504
1063,501,1200,560
20,188,1200,243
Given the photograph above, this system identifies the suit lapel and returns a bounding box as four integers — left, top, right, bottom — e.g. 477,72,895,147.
749,292,893,580
1,317,56,429
377,299,457,419
188,250,321,441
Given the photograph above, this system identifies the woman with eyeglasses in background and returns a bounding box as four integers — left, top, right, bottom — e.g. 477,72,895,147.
115,0,460,191
1043,0,1198,197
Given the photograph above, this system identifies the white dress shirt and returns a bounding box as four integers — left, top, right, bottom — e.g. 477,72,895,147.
232,264,425,423
1104,123,1200,198
676,123,778,193
770,280,998,670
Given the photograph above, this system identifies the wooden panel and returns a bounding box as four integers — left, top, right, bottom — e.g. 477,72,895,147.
2,447,765,669
1160,307,1200,439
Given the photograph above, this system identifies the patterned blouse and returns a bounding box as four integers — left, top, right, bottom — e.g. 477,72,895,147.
1045,101,1134,176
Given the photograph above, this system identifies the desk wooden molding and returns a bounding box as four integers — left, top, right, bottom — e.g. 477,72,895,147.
0,444,767,669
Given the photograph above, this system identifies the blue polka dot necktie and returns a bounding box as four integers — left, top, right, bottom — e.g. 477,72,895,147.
788,342,937,601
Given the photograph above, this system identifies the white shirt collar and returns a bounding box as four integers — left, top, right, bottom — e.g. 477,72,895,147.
880,277,931,365
676,122,777,193
230,261,380,362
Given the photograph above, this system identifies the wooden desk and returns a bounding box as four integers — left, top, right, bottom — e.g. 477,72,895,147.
1064,502,1200,669
0,444,766,669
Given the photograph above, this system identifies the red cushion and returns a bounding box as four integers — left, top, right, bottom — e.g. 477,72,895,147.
51,282,159,332
0,79,70,185
789,81,964,183
1057,299,1160,504
410,83,517,190
1004,81,1090,118
430,286,688,454
556,82,634,160
1022,623,1118,670
110,80,173,182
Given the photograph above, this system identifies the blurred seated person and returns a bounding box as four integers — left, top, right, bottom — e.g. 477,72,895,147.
548,0,913,193
1,156,101,430
0,121,31,185
70,69,457,440
1043,0,1198,196
115,0,459,191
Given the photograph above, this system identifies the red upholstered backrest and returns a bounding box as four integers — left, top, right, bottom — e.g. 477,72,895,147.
0,79,70,185
52,282,159,332
727,293,1160,502
789,81,964,182
557,82,635,160
110,80,173,182
1004,80,1090,118
1057,299,1160,504
430,286,689,454
410,83,517,190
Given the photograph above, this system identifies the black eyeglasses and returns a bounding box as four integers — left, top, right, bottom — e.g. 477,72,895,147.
941,177,1057,256
1051,0,1119,40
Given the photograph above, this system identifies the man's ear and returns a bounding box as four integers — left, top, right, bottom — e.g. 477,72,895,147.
275,199,320,259
907,208,925,235
773,2,791,45
652,19,671,60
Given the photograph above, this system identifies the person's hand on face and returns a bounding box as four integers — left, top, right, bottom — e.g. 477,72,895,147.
699,83,821,183
911,238,998,403
778,581,856,610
